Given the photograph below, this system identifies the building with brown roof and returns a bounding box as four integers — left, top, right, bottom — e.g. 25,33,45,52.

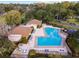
26,19,42,28
8,26,33,42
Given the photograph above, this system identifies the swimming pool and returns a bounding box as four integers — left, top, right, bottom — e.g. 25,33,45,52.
37,27,62,46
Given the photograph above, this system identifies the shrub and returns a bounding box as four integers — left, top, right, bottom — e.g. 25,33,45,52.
28,49,36,58
48,54,63,58
20,37,28,44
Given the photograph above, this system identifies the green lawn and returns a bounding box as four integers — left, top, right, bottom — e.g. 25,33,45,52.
50,21,79,30
67,19,79,25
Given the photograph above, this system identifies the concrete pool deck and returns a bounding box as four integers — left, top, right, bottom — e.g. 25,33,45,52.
11,24,71,57
28,24,69,54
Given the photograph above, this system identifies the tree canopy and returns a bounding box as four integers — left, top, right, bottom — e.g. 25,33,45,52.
0,38,16,57
5,10,21,26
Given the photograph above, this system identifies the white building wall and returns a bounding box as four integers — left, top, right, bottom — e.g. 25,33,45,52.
8,34,22,42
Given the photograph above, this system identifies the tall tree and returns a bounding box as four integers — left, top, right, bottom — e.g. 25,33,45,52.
5,10,22,26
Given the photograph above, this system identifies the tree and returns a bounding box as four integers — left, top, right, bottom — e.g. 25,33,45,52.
5,10,22,26
74,2,79,15
0,38,16,57
34,9,47,20
21,13,27,24
22,13,33,24
61,1,71,9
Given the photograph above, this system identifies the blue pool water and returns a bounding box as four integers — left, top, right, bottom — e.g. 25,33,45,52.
37,27,62,46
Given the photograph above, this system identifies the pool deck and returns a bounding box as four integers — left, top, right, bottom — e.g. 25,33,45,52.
33,27,45,37
33,24,67,48
11,24,70,57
